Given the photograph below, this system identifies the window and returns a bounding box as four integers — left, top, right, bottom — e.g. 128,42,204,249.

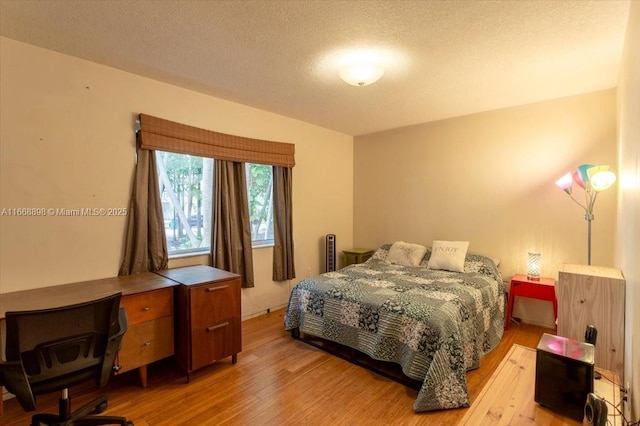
156,151,273,255
156,151,213,255
246,163,274,247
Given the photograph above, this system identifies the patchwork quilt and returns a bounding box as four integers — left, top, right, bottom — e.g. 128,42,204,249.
284,246,504,412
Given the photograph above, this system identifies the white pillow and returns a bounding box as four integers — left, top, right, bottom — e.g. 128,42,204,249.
428,240,470,272
386,241,427,267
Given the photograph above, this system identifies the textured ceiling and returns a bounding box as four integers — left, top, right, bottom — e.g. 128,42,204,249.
0,0,631,136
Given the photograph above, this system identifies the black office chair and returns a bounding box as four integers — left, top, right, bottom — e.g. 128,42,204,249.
0,293,133,426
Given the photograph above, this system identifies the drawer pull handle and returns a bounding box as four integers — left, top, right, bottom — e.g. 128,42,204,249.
143,341,151,346
207,285,229,292
142,307,151,311
206,322,230,332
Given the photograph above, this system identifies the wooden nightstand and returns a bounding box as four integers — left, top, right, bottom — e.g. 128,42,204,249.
506,274,557,330
343,248,374,266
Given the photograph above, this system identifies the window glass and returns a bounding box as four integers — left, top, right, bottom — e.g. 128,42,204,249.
156,152,274,255
156,151,213,254
246,163,274,246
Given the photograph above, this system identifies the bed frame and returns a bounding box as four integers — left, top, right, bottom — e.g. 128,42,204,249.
289,327,423,391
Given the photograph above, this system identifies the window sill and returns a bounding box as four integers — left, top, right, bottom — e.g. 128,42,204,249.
168,250,209,260
168,243,271,259
252,242,274,249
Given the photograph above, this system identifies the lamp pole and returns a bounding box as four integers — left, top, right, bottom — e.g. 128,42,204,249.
585,213,593,265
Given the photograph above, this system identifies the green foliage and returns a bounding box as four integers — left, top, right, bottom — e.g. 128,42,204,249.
158,152,274,252
246,164,274,242
158,152,205,252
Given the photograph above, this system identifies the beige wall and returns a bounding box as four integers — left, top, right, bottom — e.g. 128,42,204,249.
354,90,618,328
0,37,354,319
616,1,640,419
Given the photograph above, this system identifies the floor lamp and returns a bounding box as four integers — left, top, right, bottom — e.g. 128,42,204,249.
555,164,616,265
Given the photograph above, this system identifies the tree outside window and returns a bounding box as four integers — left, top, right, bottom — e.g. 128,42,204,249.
246,163,274,246
156,151,273,255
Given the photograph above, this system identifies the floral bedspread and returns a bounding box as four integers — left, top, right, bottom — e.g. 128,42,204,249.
283,246,504,412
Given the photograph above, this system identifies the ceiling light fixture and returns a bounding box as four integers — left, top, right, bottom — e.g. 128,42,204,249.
339,63,385,87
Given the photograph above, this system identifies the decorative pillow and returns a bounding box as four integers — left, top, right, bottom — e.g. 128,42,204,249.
427,240,470,272
386,241,427,267
371,244,392,262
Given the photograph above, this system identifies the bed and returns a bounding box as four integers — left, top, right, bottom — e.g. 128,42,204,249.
283,241,505,412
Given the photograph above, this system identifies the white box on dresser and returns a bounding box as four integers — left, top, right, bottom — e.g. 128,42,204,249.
557,264,625,377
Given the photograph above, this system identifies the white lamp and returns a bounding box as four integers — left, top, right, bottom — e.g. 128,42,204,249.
339,63,384,87
527,252,541,281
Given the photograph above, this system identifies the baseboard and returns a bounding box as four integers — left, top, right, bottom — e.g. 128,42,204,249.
241,303,287,321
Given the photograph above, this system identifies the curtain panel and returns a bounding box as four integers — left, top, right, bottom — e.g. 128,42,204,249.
138,113,295,167
119,148,168,275
272,166,295,281
212,160,255,288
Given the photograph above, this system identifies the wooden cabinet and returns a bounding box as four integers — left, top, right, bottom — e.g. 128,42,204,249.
343,248,374,266
557,264,625,377
117,287,174,386
155,265,241,378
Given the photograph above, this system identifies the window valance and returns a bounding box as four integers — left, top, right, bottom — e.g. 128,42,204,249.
138,113,295,167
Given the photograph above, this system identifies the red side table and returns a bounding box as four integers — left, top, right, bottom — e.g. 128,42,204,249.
505,274,557,330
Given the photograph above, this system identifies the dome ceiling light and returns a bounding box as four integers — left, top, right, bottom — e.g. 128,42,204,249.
339,62,385,87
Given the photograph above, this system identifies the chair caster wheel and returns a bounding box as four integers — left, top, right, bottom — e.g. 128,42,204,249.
96,401,108,413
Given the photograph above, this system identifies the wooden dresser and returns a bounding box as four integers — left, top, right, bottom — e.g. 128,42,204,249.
557,264,625,377
116,287,174,386
155,265,242,379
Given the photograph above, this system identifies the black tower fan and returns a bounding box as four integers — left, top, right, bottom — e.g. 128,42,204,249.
325,234,336,272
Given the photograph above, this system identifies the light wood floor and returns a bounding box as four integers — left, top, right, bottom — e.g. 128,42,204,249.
1,309,550,426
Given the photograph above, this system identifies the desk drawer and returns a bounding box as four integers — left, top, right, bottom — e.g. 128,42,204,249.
190,279,240,329
118,316,174,373
191,317,241,370
121,288,173,325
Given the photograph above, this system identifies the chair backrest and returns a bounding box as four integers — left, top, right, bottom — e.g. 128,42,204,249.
3,293,124,405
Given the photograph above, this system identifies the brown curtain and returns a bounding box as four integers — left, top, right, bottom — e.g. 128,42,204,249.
119,148,168,275
212,160,255,288
272,166,295,281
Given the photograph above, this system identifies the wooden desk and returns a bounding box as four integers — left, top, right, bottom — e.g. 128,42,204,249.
0,272,177,414
0,272,176,317
0,265,242,415
459,344,621,425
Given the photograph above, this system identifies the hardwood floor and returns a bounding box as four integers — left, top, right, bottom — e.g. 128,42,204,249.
1,309,550,426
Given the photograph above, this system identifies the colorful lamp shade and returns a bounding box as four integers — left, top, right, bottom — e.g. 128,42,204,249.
587,166,616,191
555,164,616,265
555,173,573,193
